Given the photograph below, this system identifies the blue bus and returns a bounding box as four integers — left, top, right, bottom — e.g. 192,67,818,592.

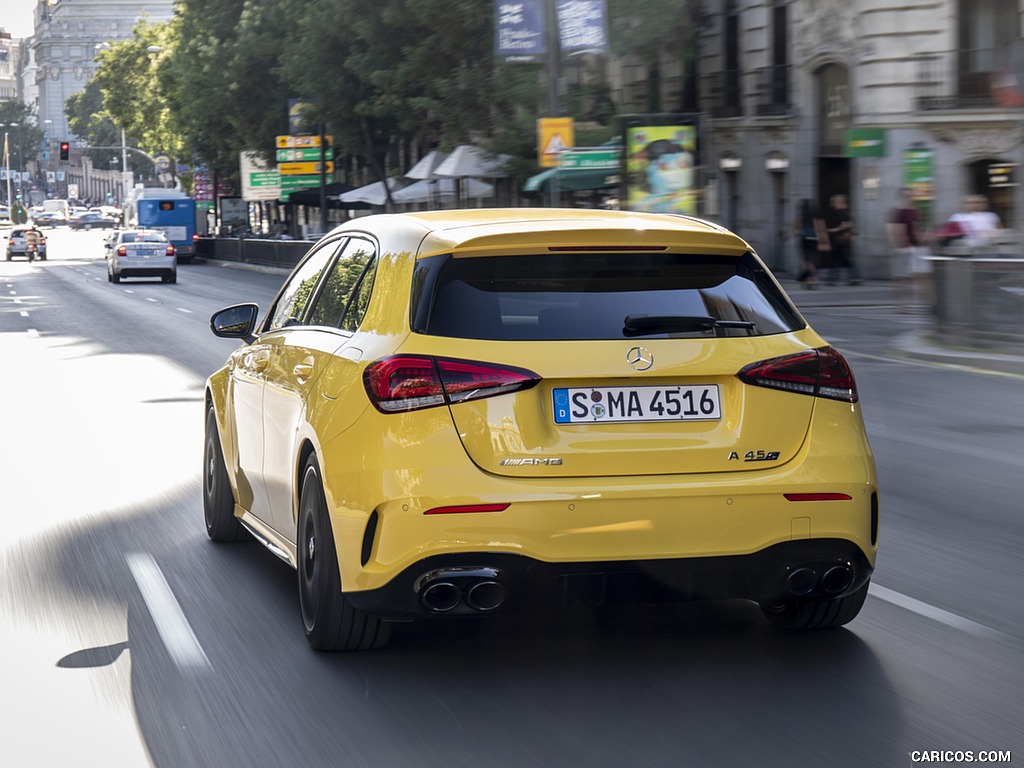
125,190,198,263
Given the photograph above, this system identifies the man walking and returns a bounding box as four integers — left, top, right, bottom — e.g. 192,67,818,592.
818,194,860,285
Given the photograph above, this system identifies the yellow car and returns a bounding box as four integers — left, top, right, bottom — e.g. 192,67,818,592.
205,208,878,650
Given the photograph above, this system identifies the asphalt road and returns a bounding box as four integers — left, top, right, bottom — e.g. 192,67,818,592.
1,227,1021,768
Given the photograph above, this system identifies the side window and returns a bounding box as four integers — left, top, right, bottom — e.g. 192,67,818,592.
266,239,342,331
307,237,377,331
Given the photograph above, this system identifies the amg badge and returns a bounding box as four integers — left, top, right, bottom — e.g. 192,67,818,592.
500,458,564,466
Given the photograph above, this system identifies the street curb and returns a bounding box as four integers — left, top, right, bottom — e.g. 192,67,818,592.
888,331,1024,376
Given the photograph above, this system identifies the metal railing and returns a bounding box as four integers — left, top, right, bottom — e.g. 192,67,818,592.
913,49,1015,111
194,236,311,270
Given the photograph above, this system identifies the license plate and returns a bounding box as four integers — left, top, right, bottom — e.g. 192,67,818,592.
553,385,722,423
135,249,156,258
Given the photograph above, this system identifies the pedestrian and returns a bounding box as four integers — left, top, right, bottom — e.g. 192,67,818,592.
820,194,860,285
948,194,1002,250
887,187,932,312
793,199,820,289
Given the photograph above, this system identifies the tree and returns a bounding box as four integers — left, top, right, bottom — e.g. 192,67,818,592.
91,19,182,167
65,80,152,180
0,100,45,184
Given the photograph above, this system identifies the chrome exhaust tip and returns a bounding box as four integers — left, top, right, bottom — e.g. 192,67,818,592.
420,582,461,612
821,565,853,595
465,580,506,612
786,567,818,596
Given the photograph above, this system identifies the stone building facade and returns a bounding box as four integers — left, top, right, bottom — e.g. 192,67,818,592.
698,0,1024,277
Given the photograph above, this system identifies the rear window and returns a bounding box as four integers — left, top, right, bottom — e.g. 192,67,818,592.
412,252,803,341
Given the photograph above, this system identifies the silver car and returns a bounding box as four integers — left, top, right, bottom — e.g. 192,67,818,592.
106,229,177,283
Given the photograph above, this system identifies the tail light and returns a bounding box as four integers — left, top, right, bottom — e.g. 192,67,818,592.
736,346,858,403
192,233,199,241
117,245,127,257
166,244,176,256
364,355,540,413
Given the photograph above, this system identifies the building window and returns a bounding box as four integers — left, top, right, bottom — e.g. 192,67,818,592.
723,0,742,116
758,0,790,115
958,0,1020,104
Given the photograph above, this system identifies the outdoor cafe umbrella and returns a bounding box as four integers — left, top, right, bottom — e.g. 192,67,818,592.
391,177,494,204
432,145,511,178
404,150,449,180
338,177,405,207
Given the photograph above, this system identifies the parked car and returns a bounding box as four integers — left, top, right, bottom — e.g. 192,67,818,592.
0,204,10,222
5,226,47,261
106,229,176,283
69,211,117,230
205,209,879,651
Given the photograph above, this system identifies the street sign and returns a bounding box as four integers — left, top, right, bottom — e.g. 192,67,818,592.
538,117,575,168
276,147,333,162
248,171,281,187
559,148,620,170
278,161,335,176
276,135,332,149
279,174,322,190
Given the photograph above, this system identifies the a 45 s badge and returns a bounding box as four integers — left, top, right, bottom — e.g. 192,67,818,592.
728,450,781,462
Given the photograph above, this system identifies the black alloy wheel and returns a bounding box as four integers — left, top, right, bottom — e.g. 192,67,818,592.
296,455,391,651
203,403,247,542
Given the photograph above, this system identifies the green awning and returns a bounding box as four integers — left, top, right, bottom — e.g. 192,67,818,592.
523,166,621,193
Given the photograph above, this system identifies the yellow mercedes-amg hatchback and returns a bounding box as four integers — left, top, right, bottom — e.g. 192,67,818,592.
205,209,878,650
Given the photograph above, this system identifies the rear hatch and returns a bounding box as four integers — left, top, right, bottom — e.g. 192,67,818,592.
408,248,816,479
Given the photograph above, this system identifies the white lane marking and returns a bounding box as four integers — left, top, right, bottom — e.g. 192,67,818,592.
176,307,192,314
844,347,1024,380
126,553,211,670
27,329,38,338
870,583,1006,639
20,311,28,317
146,297,158,303
14,298,22,304
9,290,15,294
123,289,134,294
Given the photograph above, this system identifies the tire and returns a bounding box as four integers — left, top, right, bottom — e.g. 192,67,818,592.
297,455,391,651
760,580,869,630
112,272,120,284
203,404,247,542
166,272,177,284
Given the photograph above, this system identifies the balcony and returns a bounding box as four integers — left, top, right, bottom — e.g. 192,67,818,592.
914,49,1022,111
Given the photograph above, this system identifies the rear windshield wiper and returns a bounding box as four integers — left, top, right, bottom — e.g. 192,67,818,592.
623,314,756,336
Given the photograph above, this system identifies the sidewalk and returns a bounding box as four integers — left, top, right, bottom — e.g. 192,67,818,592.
778,278,1024,377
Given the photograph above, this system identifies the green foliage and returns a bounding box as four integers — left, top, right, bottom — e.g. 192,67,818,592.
0,100,44,174
77,0,703,188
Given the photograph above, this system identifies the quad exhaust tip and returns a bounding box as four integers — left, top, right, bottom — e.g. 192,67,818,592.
786,564,854,597
416,567,506,613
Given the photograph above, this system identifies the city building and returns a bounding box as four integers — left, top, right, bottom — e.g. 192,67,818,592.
698,0,1024,277
0,29,21,102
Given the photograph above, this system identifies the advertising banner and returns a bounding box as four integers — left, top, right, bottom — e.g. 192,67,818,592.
495,0,546,62
903,147,934,227
557,0,608,55
621,115,700,214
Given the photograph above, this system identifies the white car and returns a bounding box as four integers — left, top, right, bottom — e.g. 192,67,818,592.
106,229,176,283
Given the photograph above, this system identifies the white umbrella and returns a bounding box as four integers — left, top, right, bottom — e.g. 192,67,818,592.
338,177,404,206
432,145,511,178
405,150,449,180
392,178,494,204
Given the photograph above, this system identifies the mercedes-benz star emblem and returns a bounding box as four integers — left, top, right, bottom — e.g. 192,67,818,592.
626,346,654,371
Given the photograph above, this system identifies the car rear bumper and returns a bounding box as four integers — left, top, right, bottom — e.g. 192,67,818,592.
345,538,875,620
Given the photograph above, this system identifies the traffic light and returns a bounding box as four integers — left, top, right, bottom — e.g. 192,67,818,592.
59,141,70,161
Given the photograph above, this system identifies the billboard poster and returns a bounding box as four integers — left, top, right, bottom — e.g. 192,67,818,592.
495,0,546,62
557,0,608,55
903,147,934,227
622,117,699,214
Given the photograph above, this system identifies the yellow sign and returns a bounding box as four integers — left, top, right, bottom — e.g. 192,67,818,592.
537,118,575,168
278,161,335,175
276,135,333,149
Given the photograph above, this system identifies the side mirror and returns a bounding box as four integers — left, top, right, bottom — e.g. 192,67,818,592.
210,303,260,343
